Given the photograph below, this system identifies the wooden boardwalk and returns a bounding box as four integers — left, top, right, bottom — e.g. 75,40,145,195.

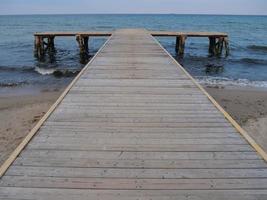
1,29,267,199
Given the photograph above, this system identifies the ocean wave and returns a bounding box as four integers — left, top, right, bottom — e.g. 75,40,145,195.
95,25,114,29
240,58,267,65
227,58,267,65
0,81,28,87
0,65,34,72
34,67,56,75
35,67,80,77
247,45,267,52
196,76,267,88
0,66,80,77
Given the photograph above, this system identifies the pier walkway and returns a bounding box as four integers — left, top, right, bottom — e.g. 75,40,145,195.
1,29,267,199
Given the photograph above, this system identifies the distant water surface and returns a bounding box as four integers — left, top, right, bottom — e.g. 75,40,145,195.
0,14,267,89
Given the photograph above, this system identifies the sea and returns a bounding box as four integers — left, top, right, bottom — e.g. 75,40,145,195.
0,14,267,91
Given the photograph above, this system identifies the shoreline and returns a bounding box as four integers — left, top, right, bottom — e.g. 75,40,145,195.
0,84,267,166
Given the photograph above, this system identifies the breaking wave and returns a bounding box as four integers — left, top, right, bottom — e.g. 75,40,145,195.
0,65,80,77
197,76,267,88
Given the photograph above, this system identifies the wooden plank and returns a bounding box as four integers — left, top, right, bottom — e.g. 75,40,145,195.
13,157,266,169
42,121,232,128
150,31,228,37
33,132,241,139
56,103,216,108
1,188,267,200
39,126,237,133
44,117,229,124
18,150,260,160
1,176,267,190
30,137,246,145
72,79,196,86
6,166,267,179
34,31,112,37
26,143,252,152
51,104,220,110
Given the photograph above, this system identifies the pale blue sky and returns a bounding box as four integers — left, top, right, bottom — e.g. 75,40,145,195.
1,0,267,15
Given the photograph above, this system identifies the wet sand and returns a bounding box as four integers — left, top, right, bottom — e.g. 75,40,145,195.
0,85,267,166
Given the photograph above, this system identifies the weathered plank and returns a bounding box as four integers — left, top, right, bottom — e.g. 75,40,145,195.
1,188,267,200
27,143,252,152
6,167,267,179
34,32,112,37
13,157,267,169
2,176,267,190
19,150,259,160
151,31,228,37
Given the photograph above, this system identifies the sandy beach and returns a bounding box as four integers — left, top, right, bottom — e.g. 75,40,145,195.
206,86,267,152
0,85,267,166
0,88,62,165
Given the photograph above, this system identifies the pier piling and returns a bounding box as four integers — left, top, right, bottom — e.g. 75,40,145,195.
47,36,55,50
34,36,45,58
224,37,230,56
209,36,216,55
209,36,230,56
175,35,187,55
76,35,89,54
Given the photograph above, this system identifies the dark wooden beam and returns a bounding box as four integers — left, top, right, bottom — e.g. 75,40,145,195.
176,35,187,55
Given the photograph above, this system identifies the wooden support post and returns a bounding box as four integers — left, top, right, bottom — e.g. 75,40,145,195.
215,37,224,56
76,35,84,54
209,37,216,55
176,35,186,55
76,35,89,54
34,36,45,58
224,37,230,56
84,36,89,54
209,36,230,57
175,37,179,53
47,36,55,50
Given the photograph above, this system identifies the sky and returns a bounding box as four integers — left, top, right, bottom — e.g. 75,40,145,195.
0,0,267,15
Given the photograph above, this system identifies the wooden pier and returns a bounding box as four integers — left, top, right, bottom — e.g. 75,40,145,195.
34,31,112,57
34,30,229,58
1,29,267,199
151,31,229,56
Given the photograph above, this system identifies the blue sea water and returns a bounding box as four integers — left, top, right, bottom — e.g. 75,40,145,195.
0,14,267,89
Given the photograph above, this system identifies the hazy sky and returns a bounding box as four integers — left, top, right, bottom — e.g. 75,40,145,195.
1,0,267,15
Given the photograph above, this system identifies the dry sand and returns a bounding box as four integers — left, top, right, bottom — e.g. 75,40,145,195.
0,89,61,165
0,85,267,166
206,86,267,152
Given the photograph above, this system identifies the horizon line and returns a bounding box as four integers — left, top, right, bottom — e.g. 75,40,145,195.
1,13,267,16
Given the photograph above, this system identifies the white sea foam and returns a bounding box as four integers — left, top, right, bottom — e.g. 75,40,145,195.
34,67,56,75
196,76,267,88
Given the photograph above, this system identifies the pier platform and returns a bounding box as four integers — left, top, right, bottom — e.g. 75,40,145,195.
1,29,267,199
34,30,229,57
